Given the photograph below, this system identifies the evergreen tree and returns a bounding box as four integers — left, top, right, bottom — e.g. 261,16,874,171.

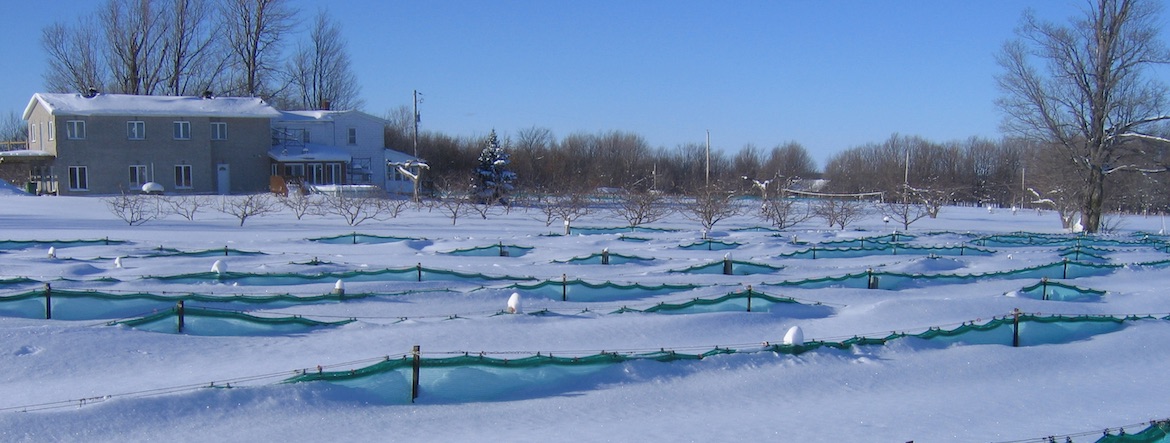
475,130,516,205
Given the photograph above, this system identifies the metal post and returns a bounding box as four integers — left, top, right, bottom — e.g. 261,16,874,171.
746,285,753,312
177,300,185,334
417,263,422,282
1012,308,1020,347
43,283,51,320
411,345,421,402
562,274,568,302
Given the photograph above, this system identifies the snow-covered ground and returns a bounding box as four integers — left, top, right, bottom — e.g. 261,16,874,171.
0,192,1167,442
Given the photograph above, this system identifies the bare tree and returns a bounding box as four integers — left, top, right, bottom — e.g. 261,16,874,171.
161,194,211,220
42,19,106,93
879,186,929,231
610,189,672,227
105,192,162,225
813,198,868,230
321,190,405,226
164,0,223,96
288,9,362,110
101,0,171,95
277,190,322,220
431,173,476,225
682,183,740,232
997,0,1170,232
759,181,813,230
217,194,279,226
222,0,297,97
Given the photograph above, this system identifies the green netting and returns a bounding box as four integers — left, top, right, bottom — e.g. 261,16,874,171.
668,259,783,275
760,260,1123,291
0,277,38,289
611,289,832,316
139,247,267,258
307,233,426,245
505,279,701,302
1014,280,1106,302
1058,247,1111,263
0,287,440,320
1097,421,1170,443
678,239,741,251
281,314,1150,403
731,226,781,232
555,252,655,265
817,233,917,247
443,244,533,257
569,226,679,235
0,238,128,250
777,244,995,259
971,232,1156,248
112,305,354,336
145,266,533,285
616,235,650,243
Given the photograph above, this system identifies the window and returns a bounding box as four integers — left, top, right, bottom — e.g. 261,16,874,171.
48,121,54,141
129,165,148,188
347,127,357,145
28,123,36,143
173,121,190,140
174,165,192,189
301,129,310,144
68,166,88,191
66,120,86,139
327,163,342,184
284,164,305,177
211,122,227,140
127,121,145,140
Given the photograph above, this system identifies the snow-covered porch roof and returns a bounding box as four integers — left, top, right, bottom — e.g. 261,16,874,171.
267,144,351,163
0,150,55,163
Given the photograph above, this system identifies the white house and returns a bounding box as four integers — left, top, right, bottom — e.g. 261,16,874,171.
272,110,422,194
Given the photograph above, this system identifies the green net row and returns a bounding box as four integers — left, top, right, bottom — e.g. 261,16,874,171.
0,238,128,251
668,259,785,275
554,252,656,265
283,313,1160,387
777,243,996,259
307,233,426,245
442,244,534,257
110,305,354,336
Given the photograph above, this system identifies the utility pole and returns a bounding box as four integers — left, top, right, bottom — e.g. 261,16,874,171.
413,90,421,158
705,130,711,187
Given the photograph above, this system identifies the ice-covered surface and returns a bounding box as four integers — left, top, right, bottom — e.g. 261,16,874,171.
0,196,1167,442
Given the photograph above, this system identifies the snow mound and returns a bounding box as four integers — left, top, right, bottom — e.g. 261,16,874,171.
0,178,29,196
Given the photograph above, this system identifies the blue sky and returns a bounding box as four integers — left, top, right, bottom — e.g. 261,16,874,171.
0,0,1143,166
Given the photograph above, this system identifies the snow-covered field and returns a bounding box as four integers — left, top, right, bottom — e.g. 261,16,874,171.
1,190,1168,442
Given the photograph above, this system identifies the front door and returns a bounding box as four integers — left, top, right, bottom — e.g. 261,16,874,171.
216,163,230,195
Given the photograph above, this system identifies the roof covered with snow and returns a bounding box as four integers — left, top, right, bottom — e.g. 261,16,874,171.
267,143,352,163
277,110,388,124
24,93,282,120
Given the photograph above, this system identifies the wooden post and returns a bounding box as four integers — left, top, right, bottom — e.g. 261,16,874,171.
1041,277,1049,301
601,249,609,265
722,256,733,275
43,283,51,320
1062,258,1069,279
1012,308,1020,347
417,263,422,282
177,300,185,334
867,269,879,290
411,345,421,403
561,274,568,301
353,232,358,244
746,285,753,312
223,246,229,256
499,242,508,257
960,244,965,256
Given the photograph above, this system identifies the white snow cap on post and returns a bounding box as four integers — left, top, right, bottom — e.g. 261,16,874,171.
334,279,345,291
507,292,522,314
783,326,804,346
211,259,227,274
114,256,123,268
47,247,56,259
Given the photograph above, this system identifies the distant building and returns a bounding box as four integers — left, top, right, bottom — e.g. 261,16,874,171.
12,91,280,195
272,110,423,195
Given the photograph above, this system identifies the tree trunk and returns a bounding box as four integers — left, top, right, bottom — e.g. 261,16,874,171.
1082,167,1106,233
